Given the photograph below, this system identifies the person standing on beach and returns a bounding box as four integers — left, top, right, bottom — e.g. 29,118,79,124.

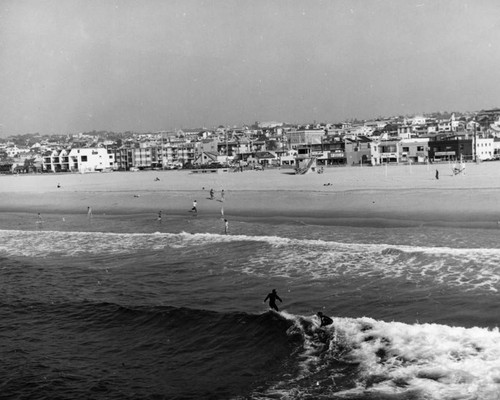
210,188,214,200
435,169,439,180
87,206,93,219
221,189,225,202
264,289,282,312
224,219,229,235
158,210,162,223
191,200,197,214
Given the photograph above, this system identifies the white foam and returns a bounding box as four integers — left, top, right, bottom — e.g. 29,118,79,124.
2,229,500,291
332,316,500,399
265,313,500,399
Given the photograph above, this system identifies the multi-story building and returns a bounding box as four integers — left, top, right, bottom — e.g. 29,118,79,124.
475,137,495,161
67,148,113,172
374,139,401,164
345,136,372,165
400,138,429,163
287,129,325,148
428,136,472,162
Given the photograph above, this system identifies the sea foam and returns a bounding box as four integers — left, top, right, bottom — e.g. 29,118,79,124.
2,230,500,292
265,312,500,399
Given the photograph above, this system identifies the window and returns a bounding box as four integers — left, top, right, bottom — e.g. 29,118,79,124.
81,155,88,162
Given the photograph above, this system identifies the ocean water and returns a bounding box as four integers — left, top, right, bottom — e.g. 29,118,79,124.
2,212,500,399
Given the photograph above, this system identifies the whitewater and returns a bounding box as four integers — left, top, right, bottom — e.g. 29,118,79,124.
1,214,500,399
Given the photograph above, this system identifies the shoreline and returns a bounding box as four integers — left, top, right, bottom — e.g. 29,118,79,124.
1,163,500,230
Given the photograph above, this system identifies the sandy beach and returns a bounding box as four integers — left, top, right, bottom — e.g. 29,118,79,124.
1,162,500,228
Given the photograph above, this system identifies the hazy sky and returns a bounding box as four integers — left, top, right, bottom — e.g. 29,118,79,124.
1,0,500,136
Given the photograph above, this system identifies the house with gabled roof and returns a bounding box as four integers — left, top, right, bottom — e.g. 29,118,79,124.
193,151,220,166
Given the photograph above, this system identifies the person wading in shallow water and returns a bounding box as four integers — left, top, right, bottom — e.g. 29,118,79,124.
264,289,282,311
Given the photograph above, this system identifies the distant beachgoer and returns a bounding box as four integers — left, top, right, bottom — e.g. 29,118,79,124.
264,289,282,312
191,200,197,213
317,311,333,327
158,210,162,223
221,190,225,202
210,188,214,200
435,169,439,180
224,219,229,234
87,206,93,218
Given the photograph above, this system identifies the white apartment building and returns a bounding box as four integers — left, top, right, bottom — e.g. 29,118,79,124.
475,137,495,161
68,148,113,172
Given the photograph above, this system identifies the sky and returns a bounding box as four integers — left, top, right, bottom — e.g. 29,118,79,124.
1,0,500,136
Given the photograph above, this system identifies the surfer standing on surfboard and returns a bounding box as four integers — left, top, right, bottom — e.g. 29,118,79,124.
264,289,282,312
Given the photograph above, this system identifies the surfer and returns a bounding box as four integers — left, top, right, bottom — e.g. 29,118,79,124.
317,311,333,327
264,289,282,312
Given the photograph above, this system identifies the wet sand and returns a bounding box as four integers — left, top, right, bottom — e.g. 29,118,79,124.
1,162,500,228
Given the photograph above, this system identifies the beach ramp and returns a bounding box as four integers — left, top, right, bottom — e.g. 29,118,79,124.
295,158,317,175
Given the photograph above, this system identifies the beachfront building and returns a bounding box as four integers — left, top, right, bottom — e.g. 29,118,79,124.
400,138,429,163
428,136,473,162
68,148,113,172
370,141,381,165
247,151,277,167
295,142,329,166
192,151,228,166
175,143,195,165
321,137,345,165
42,149,70,172
345,136,372,166
277,149,297,166
287,128,324,148
112,141,196,170
493,138,500,159
114,147,134,170
474,137,495,161
371,139,401,164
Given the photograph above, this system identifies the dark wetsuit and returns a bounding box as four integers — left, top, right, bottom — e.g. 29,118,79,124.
318,313,333,327
264,290,282,311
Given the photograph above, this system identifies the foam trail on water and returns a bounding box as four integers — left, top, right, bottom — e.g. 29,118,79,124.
2,230,500,291
259,313,500,399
